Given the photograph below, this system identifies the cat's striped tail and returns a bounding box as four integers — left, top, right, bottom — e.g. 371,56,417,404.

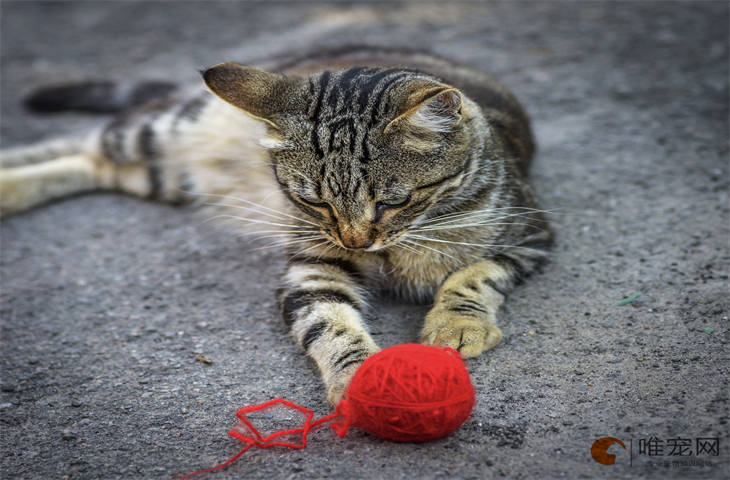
24,80,177,114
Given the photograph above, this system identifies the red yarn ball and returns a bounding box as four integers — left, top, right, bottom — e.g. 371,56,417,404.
332,344,475,443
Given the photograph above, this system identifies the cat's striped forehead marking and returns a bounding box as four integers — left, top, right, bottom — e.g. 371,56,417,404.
306,66,430,200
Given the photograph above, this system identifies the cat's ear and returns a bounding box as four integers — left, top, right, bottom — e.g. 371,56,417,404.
385,85,462,135
202,62,300,128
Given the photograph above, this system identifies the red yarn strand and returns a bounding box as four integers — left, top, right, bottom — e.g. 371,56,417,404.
180,398,344,479
180,444,254,480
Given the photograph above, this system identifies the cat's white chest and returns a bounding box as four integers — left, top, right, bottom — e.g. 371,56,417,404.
359,248,457,301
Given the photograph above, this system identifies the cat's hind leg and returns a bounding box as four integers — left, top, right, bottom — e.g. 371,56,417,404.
0,141,183,218
0,144,188,218
0,95,208,217
0,137,87,168
0,153,100,217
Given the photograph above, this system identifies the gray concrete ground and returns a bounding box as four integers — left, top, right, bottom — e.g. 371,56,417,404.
1,2,728,479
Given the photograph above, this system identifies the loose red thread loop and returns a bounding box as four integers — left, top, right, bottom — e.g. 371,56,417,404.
180,398,342,480
181,344,475,479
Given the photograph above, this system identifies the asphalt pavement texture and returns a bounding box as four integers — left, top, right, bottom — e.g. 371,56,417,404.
1,2,728,479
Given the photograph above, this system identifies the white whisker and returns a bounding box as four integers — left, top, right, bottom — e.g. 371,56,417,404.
239,233,323,243
203,201,301,223
408,234,488,248
316,243,337,260
192,191,319,226
417,209,555,229
418,206,558,226
292,240,330,257
235,228,319,237
402,238,459,261
205,214,310,229
392,242,420,255
408,234,547,253
249,236,326,252
412,221,538,232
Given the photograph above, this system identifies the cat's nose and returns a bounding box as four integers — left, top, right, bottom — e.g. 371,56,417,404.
342,238,374,250
338,226,374,250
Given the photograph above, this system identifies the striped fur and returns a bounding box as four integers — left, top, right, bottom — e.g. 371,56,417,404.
0,46,551,405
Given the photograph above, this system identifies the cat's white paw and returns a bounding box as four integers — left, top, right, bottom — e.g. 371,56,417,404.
421,312,502,358
326,362,362,406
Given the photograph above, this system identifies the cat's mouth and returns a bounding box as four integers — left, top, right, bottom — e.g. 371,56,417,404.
323,230,386,252
321,225,414,253
336,238,385,253
341,233,414,253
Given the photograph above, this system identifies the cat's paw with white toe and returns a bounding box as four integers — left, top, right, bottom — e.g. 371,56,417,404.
326,363,362,406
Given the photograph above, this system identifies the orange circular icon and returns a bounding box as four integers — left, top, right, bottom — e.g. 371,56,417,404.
591,437,626,465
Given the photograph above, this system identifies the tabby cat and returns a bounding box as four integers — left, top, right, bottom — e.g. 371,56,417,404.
0,46,551,405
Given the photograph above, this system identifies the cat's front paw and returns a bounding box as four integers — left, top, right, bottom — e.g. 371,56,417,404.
421,311,502,358
326,362,362,406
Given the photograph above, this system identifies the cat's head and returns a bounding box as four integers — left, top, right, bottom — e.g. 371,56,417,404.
204,62,481,251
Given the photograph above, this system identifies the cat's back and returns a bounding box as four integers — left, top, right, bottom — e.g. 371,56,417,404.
255,45,534,168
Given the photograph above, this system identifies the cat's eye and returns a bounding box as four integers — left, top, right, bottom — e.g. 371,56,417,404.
377,195,411,209
298,196,329,209
375,195,411,221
